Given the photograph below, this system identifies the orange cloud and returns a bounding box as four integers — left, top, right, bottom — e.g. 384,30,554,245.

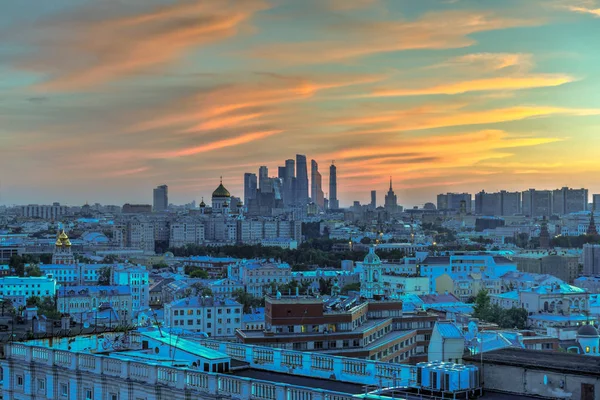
365,74,575,97
18,0,268,90
250,11,541,64
159,130,283,158
431,53,534,71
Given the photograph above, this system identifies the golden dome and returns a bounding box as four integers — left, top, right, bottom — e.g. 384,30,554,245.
64,239,72,246
199,198,206,207
55,238,63,246
59,230,69,240
212,183,231,198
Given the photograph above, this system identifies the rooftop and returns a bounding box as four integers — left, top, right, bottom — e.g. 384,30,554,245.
464,347,600,377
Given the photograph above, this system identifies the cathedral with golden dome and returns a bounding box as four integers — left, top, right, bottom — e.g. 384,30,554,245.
52,228,75,265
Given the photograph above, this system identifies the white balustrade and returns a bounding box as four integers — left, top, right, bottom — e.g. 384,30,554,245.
251,382,277,400
54,350,72,366
218,376,242,395
78,354,97,371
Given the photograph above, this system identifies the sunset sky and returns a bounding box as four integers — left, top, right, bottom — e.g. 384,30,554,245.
1,0,600,207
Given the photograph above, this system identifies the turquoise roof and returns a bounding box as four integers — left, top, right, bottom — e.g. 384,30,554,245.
140,330,229,361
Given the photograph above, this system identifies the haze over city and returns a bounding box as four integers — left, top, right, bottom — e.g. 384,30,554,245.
2,0,600,206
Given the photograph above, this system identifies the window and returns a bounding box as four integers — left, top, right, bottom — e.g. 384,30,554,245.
17,375,23,386
85,389,93,399
110,394,118,400
61,383,68,397
288,325,294,333
314,341,323,349
38,379,45,392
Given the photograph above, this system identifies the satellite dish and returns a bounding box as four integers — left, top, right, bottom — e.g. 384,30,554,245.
543,375,548,385
468,321,479,337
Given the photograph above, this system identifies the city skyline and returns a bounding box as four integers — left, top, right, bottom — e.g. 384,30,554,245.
2,0,600,205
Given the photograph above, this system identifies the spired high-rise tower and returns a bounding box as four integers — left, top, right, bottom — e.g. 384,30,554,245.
296,154,309,206
329,162,339,209
311,160,325,210
384,177,398,213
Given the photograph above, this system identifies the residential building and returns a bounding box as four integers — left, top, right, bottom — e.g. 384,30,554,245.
437,193,472,212
491,282,589,315
552,187,588,215
428,321,465,363
475,190,521,216
419,255,518,292
231,260,292,297
164,296,242,337
21,202,69,219
169,218,205,247
370,190,377,210
0,276,57,307
258,165,269,191
521,189,552,217
513,252,580,283
153,184,168,212
57,285,132,323
121,203,152,213
182,256,238,278
583,244,600,276
113,265,149,311
236,293,436,363
436,273,502,302
0,331,480,400
207,278,244,296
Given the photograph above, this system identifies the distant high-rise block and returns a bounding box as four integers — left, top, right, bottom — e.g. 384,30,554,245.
552,187,588,215
243,173,258,205
153,185,168,212
437,193,471,212
521,189,552,217
593,194,600,211
370,190,377,209
475,190,520,216
583,244,600,276
329,163,339,209
311,160,325,210
296,154,309,205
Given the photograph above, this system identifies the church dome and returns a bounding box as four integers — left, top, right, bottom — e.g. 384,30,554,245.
59,230,69,240
55,238,63,246
363,246,381,265
199,199,206,208
578,324,599,337
212,180,231,198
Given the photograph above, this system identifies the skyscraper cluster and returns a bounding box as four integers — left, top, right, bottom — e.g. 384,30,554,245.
244,155,335,211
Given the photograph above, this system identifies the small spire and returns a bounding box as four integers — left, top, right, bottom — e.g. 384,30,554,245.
389,176,393,191
220,176,223,184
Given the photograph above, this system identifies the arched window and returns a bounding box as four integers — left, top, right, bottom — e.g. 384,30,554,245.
586,346,590,353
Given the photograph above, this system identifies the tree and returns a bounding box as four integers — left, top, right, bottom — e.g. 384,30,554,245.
152,262,169,270
341,282,360,294
189,269,209,279
98,266,111,285
0,299,13,317
472,290,491,321
233,289,263,314
25,264,43,277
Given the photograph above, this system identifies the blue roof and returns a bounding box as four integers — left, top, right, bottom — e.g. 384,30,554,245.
435,322,463,339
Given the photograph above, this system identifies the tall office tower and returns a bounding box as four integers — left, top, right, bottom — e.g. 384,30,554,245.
329,162,339,209
370,190,377,210
296,154,309,205
552,187,588,215
153,185,168,212
278,166,286,179
283,159,296,205
384,177,397,213
593,194,600,212
243,173,258,205
311,160,325,209
475,190,521,216
259,166,269,191
436,193,472,212
583,244,600,275
522,189,553,217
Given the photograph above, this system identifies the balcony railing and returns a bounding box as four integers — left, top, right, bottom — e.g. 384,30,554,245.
2,343,363,400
